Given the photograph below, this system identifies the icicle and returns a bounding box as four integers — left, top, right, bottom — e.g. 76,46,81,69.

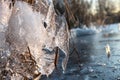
55,16,70,72
43,0,70,73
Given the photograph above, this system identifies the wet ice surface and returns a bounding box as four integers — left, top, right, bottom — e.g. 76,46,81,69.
41,31,120,80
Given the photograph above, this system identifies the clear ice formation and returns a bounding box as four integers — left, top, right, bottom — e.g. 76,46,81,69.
0,0,69,79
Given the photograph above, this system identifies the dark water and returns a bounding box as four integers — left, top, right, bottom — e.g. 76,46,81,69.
41,32,120,80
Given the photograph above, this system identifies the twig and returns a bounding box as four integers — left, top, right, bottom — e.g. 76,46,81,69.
54,47,59,69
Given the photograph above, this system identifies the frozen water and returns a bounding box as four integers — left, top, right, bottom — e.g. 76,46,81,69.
7,1,53,76
70,26,101,38
5,0,69,78
0,0,12,27
70,28,95,38
0,0,11,55
102,23,120,34
70,23,120,38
